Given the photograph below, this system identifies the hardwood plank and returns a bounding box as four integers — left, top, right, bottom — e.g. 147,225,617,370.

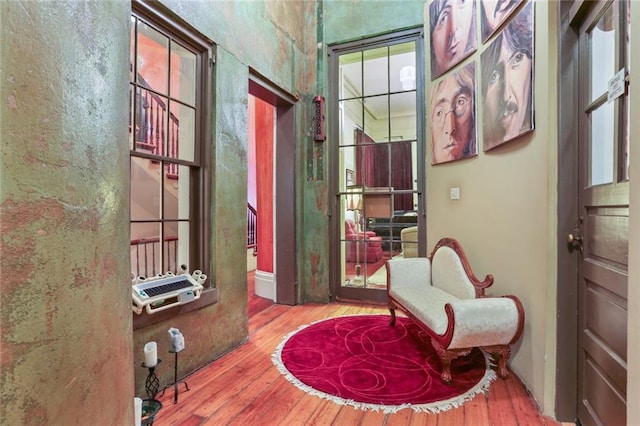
190,312,332,419
156,324,291,422
385,408,413,425
409,411,439,426
156,305,321,424
360,408,387,425
505,374,547,426
201,367,282,424
159,350,273,423
464,391,490,425
487,375,516,426
167,413,205,426
248,303,290,334
194,305,338,423
276,393,327,425
434,405,466,426
333,405,365,425
305,399,343,425
230,374,306,425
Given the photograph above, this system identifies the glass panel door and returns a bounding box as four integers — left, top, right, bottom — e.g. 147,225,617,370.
331,31,424,302
576,1,630,424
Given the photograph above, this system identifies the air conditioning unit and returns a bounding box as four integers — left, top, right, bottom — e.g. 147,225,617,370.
132,271,205,315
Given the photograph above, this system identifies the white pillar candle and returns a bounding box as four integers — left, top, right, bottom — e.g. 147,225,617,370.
134,397,142,426
143,341,157,367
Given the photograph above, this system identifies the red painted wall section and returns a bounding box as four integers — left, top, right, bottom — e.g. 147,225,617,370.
247,97,257,208
254,96,275,272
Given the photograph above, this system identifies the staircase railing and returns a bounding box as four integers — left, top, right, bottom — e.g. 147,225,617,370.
132,76,180,179
247,203,257,255
130,236,179,278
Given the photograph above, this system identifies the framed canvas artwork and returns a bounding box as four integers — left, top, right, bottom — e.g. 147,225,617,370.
480,1,534,151
480,0,525,43
429,0,478,80
429,62,478,165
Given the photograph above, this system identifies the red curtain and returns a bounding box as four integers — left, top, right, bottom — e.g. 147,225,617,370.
354,129,413,212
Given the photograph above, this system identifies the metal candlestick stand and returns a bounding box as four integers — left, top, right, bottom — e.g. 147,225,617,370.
161,349,189,404
142,359,162,399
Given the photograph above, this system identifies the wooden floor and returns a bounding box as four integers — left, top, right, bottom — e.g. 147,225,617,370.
154,302,561,425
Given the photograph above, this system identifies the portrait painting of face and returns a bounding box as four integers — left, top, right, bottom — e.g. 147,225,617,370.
481,1,534,151
480,0,524,42
429,0,478,80
430,62,477,165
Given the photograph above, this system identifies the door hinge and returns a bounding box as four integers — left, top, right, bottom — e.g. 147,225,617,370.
209,56,216,67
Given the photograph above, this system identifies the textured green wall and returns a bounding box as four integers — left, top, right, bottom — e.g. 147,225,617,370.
0,1,133,424
323,0,425,45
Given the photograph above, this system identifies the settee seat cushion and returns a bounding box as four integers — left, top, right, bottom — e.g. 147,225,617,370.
389,284,458,335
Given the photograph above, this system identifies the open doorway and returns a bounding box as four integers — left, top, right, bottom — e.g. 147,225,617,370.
246,74,298,317
247,93,275,316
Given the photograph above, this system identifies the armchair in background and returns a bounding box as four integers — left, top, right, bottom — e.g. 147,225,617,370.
345,219,383,263
400,226,418,258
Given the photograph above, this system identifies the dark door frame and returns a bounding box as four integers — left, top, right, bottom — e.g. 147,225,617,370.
556,1,580,420
249,73,298,305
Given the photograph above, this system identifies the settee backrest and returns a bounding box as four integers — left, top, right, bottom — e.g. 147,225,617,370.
431,246,476,299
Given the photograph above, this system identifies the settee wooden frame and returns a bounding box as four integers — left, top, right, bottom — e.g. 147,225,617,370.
386,237,525,384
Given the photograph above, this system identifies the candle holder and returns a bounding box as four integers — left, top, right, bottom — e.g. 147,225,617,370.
161,349,189,404
141,359,162,399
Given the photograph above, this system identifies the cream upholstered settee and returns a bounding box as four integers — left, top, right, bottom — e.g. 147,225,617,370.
386,237,524,384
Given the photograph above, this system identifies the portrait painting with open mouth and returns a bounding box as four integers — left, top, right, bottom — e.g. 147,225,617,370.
429,0,478,80
480,0,534,151
429,62,477,165
480,0,525,43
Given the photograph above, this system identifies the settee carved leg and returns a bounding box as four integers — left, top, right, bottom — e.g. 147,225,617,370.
389,304,397,326
483,345,511,379
431,339,471,385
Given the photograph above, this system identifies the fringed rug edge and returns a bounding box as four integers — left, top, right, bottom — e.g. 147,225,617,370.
270,314,497,414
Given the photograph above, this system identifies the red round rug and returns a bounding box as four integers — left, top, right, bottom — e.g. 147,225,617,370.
272,315,495,413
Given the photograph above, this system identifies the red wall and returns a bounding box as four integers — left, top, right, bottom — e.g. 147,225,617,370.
253,96,274,272
247,98,257,208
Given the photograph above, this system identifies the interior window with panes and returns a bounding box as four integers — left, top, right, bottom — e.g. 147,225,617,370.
129,5,211,285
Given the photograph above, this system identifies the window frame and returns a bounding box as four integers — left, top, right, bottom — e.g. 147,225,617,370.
131,0,215,329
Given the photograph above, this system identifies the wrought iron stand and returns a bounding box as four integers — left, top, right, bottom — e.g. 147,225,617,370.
161,350,189,404
142,359,162,399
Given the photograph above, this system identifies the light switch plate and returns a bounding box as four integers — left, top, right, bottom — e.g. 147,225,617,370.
450,187,460,200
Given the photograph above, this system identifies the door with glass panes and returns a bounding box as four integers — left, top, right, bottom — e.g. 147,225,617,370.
573,1,630,424
329,29,425,303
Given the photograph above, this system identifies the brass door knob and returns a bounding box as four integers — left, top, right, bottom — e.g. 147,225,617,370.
568,233,583,252
567,233,582,244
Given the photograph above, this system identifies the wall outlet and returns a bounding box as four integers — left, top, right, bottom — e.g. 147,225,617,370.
450,187,460,200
